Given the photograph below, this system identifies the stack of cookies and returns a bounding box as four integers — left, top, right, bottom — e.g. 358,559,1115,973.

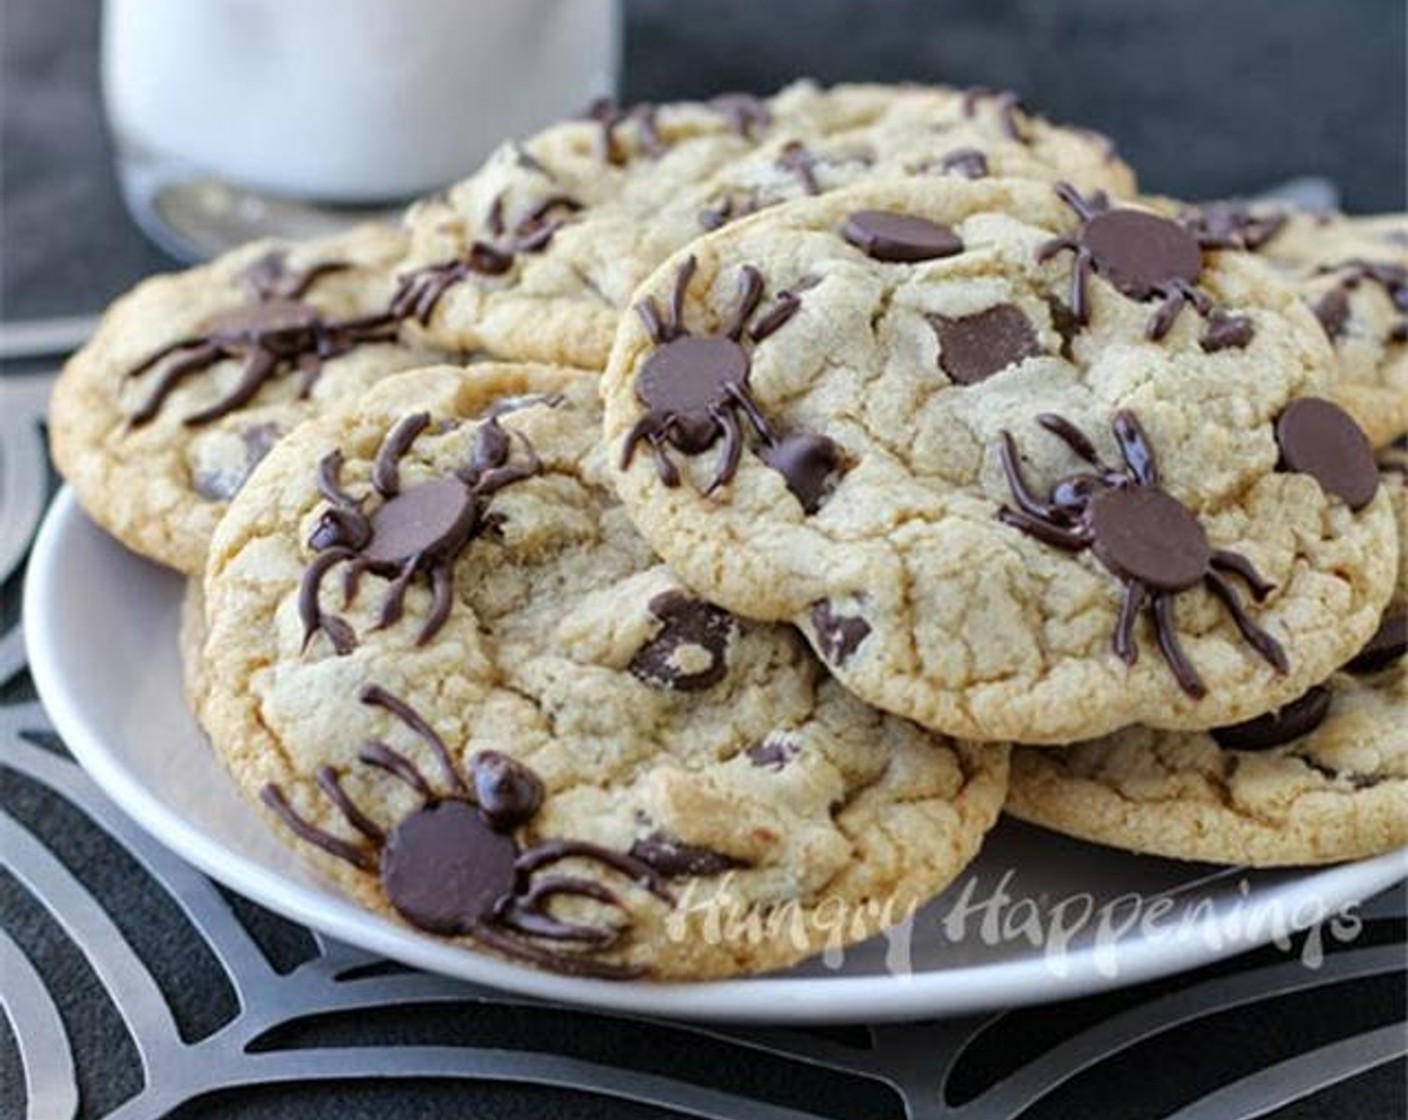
49,82,1406,981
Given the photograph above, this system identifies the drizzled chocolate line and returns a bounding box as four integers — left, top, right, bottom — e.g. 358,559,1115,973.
1038,183,1254,351
125,300,398,428
260,685,672,979
391,193,583,325
997,410,1286,697
299,399,551,652
622,259,844,507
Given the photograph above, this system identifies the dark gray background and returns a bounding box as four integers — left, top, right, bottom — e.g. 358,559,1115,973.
2,0,1405,321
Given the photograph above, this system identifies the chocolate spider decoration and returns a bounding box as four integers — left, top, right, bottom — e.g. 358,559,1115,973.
390,192,584,326
620,258,842,508
1037,183,1254,350
997,410,1288,698
125,263,397,429
260,684,671,978
960,87,1028,142
1180,201,1289,253
299,398,550,653
586,92,772,164
1310,259,1408,343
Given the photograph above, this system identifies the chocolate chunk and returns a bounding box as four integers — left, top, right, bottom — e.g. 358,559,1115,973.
760,431,844,513
747,734,799,770
1088,487,1212,591
842,210,964,263
629,591,736,691
931,304,1041,385
1275,398,1379,510
381,801,517,933
1081,210,1203,300
1344,613,1407,674
362,477,478,565
1313,287,1352,340
192,422,281,501
470,750,545,831
1201,310,1255,352
628,832,747,878
1210,685,1333,751
937,148,988,179
810,601,871,665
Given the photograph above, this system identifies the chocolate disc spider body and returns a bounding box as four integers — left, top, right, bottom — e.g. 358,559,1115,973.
299,399,551,652
126,261,397,428
261,684,671,978
621,258,842,506
997,410,1288,697
391,193,583,325
1038,183,1251,349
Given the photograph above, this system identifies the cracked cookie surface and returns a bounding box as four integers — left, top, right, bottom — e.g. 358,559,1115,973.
200,363,1008,979
398,82,1136,370
601,178,1398,744
49,224,448,575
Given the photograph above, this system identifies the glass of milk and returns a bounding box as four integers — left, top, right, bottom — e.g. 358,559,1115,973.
102,0,620,260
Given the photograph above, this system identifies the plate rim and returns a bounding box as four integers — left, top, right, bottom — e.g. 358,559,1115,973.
23,488,1408,1023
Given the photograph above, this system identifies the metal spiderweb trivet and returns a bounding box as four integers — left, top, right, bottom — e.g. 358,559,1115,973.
1,352,1405,1119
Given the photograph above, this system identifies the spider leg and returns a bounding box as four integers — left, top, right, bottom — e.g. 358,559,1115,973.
496,876,623,944
342,557,369,605
648,435,681,488
417,563,455,646
474,430,541,496
372,411,432,498
722,265,765,340
126,335,209,378
316,766,385,842
298,546,356,653
374,557,420,630
665,255,697,340
1209,548,1275,600
360,683,469,796
1146,286,1187,341
621,413,680,486
283,260,350,301
316,450,361,509
1069,247,1094,325
1035,235,1077,265
705,405,744,494
635,296,667,344
997,431,1064,520
294,351,324,398
1036,414,1108,469
1151,592,1207,698
1053,181,1098,221
1203,570,1289,672
1112,580,1147,665
127,343,224,427
1110,410,1160,486
260,784,374,871
467,920,644,979
726,382,777,445
515,839,673,901
997,506,1092,551
358,740,434,798
182,348,281,426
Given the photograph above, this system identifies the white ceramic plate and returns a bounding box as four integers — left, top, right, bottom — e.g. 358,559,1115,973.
25,489,1408,1023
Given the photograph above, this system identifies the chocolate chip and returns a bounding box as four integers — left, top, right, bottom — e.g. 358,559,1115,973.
192,422,282,501
1087,487,1212,591
747,734,799,770
1275,398,1379,510
1344,613,1407,674
1081,210,1203,300
930,304,1041,385
810,601,871,665
842,210,964,263
629,591,736,691
1210,685,1333,751
470,750,545,831
381,801,517,933
628,832,746,878
1201,310,1255,352
937,148,988,179
760,431,844,513
362,477,478,565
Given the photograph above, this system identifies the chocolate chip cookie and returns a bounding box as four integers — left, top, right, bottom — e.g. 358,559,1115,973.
199,362,1008,979
601,178,1398,744
49,224,447,575
397,82,1136,370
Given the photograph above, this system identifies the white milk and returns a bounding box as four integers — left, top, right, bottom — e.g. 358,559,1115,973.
102,0,620,202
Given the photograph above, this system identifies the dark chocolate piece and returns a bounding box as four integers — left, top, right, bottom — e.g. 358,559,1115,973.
629,833,748,878
1211,685,1333,751
842,210,964,263
760,431,845,513
628,590,736,692
1344,613,1407,674
1274,398,1379,510
810,602,871,665
930,304,1040,385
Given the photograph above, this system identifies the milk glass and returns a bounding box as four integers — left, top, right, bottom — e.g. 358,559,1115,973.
102,0,620,260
